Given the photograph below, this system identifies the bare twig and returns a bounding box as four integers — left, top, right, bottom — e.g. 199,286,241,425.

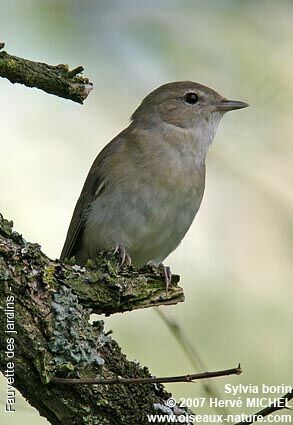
51,365,242,385
0,44,93,103
235,389,293,425
156,308,230,416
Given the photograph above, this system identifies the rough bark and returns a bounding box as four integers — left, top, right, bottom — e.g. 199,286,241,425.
0,213,187,425
0,44,93,104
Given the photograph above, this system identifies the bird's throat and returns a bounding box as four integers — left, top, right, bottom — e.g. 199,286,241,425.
163,122,214,166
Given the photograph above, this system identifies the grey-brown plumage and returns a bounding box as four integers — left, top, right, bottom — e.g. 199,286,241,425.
61,81,248,270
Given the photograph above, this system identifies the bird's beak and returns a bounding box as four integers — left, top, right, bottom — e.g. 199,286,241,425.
218,99,249,111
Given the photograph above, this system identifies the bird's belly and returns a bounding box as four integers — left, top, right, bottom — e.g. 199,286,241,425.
129,192,201,266
83,179,203,267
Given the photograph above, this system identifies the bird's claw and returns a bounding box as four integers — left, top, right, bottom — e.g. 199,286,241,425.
160,264,172,293
113,244,132,266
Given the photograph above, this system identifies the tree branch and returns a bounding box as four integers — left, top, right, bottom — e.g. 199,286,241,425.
0,214,184,315
0,213,190,424
51,365,242,385
0,212,243,425
0,43,93,104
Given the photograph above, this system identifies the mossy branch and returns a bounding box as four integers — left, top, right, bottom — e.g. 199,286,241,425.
0,215,184,315
0,212,188,424
0,43,93,104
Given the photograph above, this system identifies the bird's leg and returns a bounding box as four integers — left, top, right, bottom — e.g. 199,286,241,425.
160,264,172,293
113,244,132,266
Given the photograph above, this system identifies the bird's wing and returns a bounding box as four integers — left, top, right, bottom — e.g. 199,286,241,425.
60,131,128,261
60,169,105,261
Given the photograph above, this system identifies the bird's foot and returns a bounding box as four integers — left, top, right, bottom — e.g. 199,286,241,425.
113,244,132,266
160,264,172,293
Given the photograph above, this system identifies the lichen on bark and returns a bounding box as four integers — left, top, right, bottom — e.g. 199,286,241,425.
0,213,188,424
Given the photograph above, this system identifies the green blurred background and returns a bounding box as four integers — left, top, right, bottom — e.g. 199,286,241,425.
0,1,292,423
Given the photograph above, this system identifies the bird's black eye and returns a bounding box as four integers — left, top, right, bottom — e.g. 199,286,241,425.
184,92,199,105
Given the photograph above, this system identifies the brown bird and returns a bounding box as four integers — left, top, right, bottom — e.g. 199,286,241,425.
61,81,248,289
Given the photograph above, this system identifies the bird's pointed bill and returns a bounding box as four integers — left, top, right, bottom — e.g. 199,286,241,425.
219,99,249,111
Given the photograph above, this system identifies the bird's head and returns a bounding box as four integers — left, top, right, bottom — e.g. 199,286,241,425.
131,81,248,131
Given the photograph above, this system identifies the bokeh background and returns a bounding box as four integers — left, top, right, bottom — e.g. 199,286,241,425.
0,1,292,423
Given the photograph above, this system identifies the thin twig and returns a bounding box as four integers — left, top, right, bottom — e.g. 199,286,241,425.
51,365,242,385
155,308,230,416
235,389,293,425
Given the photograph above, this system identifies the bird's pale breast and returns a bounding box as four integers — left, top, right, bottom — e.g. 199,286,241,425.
82,132,205,267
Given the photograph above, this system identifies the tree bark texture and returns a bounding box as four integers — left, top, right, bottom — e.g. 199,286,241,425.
0,214,187,424
0,45,93,104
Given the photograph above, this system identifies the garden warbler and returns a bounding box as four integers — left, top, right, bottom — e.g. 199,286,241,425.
61,81,248,289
